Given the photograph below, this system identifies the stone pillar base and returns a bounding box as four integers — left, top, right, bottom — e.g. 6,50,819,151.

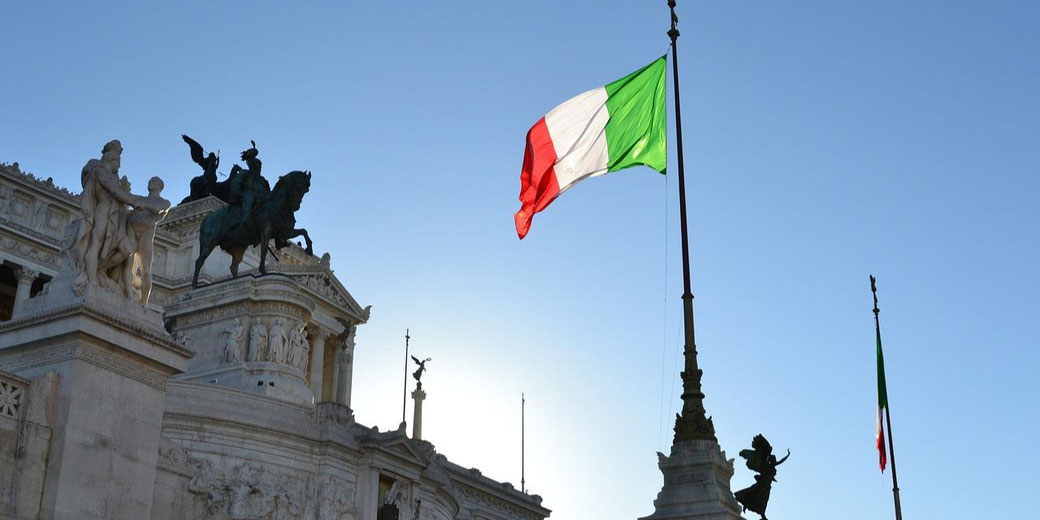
0,283,192,519
640,440,745,520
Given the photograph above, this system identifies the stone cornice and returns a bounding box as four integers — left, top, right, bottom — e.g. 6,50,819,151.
0,300,192,359
0,162,80,204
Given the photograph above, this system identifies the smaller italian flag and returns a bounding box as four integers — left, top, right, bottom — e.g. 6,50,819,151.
876,315,889,472
514,56,667,239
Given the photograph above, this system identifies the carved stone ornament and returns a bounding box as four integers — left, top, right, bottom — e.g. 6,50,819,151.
186,456,357,520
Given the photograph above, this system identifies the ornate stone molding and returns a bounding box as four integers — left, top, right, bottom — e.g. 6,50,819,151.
0,300,190,358
454,484,543,520
0,342,170,391
0,162,80,201
14,266,40,284
0,234,60,271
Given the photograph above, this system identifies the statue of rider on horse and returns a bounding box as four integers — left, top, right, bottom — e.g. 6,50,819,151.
188,139,313,288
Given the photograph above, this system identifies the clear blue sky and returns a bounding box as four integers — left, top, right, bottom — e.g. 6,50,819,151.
2,2,1038,519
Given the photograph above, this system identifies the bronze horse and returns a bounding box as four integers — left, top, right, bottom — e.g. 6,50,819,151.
191,170,313,288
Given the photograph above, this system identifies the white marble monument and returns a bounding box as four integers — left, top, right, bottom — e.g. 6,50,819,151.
0,147,550,520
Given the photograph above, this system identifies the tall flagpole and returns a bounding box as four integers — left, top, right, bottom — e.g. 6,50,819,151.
668,0,716,443
871,277,903,520
521,393,526,493
402,329,410,426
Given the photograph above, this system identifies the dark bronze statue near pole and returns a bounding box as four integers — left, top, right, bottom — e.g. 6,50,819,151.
189,140,315,288
667,0,717,444
734,435,789,520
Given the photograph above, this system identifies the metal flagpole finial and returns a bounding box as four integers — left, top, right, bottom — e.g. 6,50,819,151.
668,0,680,40
870,275,880,317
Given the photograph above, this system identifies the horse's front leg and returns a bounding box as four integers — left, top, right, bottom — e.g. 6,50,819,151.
295,228,313,255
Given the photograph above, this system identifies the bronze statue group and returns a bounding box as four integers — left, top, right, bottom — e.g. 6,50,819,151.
178,135,313,288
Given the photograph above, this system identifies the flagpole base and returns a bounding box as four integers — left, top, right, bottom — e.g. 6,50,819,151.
639,440,745,520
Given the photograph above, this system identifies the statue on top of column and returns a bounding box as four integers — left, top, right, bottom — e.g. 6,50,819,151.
411,356,430,383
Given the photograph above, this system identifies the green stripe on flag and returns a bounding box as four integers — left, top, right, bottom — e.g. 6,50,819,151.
877,333,889,409
604,56,668,175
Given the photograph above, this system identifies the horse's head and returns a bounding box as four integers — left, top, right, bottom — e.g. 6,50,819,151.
271,170,311,212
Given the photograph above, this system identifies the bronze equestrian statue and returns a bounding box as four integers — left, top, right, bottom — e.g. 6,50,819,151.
190,142,313,288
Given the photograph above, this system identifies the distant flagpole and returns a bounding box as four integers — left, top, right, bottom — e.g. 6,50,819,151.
402,329,410,427
871,276,903,520
668,0,716,444
521,393,526,493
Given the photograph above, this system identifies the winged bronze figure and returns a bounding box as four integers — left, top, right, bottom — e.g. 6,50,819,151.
180,134,224,203
734,434,789,520
411,356,430,382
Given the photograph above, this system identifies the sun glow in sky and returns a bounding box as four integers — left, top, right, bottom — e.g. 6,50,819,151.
2,2,1039,519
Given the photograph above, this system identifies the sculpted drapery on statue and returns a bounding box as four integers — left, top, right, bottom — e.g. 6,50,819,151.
72,139,170,305
190,140,313,288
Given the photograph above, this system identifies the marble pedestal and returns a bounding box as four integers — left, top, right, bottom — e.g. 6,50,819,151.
164,274,316,406
640,440,745,520
0,280,192,520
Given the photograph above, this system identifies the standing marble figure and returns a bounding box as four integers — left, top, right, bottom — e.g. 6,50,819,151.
75,140,137,290
73,140,170,304
223,318,245,363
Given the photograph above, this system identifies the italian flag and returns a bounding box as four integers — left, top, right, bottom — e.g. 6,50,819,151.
514,56,668,239
876,322,889,472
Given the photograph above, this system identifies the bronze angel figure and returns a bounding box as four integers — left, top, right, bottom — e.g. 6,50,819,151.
180,134,222,204
411,356,430,382
734,434,789,520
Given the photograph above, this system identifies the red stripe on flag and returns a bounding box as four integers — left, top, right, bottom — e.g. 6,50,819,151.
514,117,560,239
877,411,888,472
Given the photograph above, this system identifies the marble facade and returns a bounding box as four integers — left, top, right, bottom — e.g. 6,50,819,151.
0,161,550,520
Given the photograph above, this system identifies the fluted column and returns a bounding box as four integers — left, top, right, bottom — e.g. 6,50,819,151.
13,267,39,316
307,328,329,402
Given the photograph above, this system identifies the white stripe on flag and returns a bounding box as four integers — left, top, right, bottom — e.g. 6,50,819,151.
544,86,611,194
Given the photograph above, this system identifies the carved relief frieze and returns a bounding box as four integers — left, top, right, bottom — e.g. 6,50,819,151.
172,300,311,329
186,456,358,520
0,233,61,270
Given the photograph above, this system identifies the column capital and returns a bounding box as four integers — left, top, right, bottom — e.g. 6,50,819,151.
14,266,40,284
308,326,331,342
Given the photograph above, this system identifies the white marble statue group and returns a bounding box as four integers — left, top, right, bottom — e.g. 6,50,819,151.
226,317,309,370
72,139,171,305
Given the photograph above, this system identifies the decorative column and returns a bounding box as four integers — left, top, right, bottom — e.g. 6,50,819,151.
411,382,426,440
12,266,39,316
307,328,329,401
334,336,355,408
